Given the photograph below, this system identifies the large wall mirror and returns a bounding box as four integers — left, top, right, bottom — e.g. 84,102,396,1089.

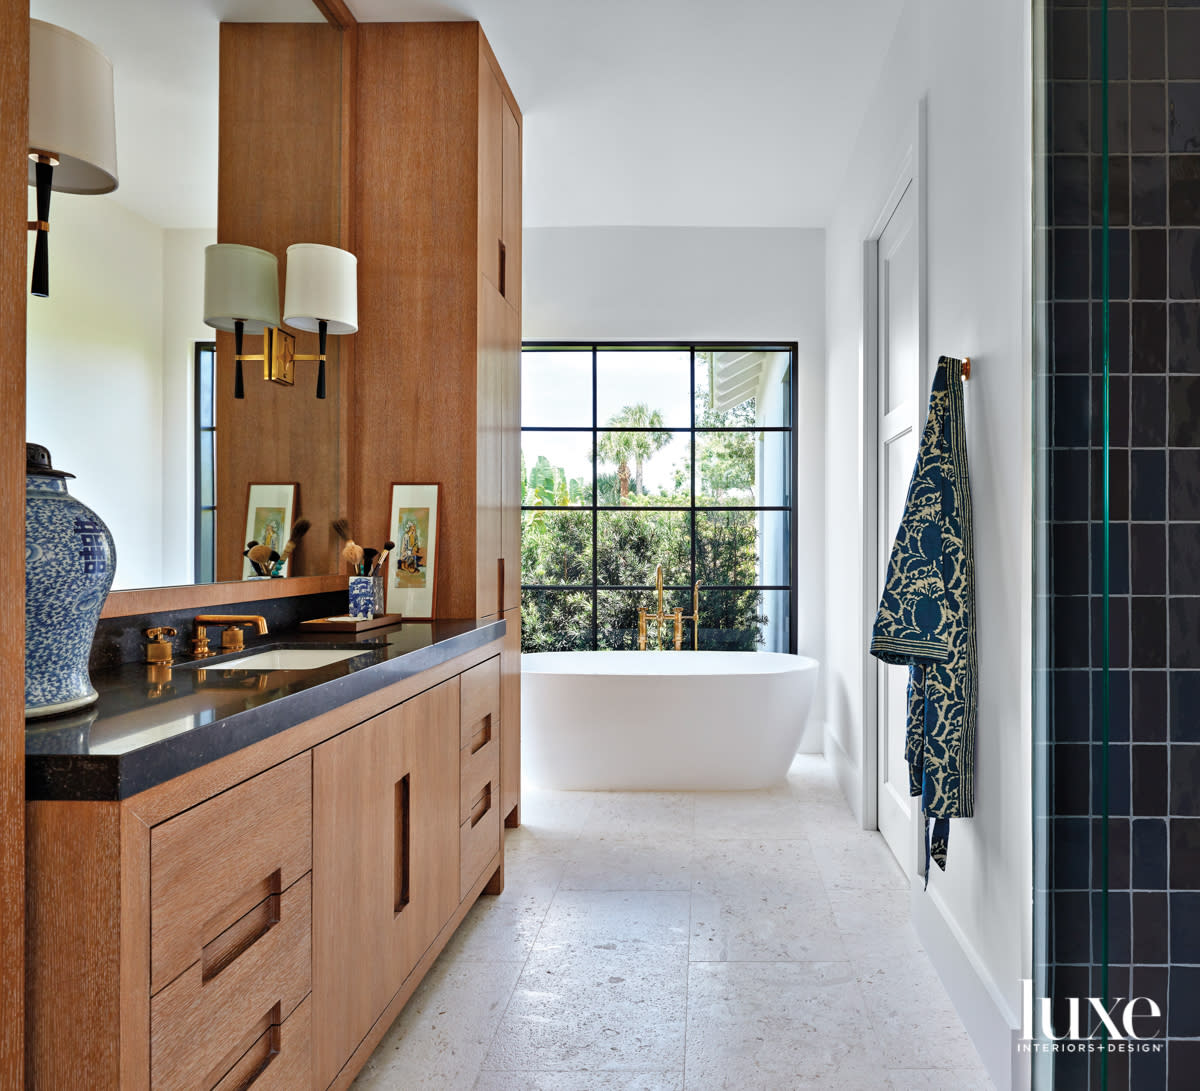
25,0,333,592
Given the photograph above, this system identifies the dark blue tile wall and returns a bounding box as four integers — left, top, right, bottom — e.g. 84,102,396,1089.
1047,0,1200,1086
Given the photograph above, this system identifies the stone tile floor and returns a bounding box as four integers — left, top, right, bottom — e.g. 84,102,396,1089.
352,755,994,1090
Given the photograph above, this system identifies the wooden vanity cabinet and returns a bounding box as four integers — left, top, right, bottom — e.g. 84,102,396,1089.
25,642,505,1091
311,678,460,1088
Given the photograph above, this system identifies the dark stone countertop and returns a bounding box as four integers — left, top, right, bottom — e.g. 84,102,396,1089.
26,618,506,802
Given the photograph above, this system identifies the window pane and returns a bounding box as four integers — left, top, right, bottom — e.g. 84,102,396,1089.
198,346,215,428
522,431,593,506
597,510,691,587
521,589,593,652
696,430,759,506
695,509,787,588
694,349,792,428
596,430,689,506
698,588,765,651
521,510,593,586
199,430,215,507
198,508,215,584
522,350,592,427
761,588,791,654
597,349,691,428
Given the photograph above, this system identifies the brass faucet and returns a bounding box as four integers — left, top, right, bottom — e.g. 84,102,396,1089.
192,614,269,658
637,566,701,650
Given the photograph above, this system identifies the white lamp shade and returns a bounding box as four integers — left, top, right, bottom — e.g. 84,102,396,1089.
283,244,358,335
203,244,281,334
28,20,118,194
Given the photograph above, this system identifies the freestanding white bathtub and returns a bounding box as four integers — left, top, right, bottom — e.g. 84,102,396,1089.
521,651,819,791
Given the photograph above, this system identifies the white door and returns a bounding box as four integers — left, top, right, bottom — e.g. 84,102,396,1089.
875,178,920,879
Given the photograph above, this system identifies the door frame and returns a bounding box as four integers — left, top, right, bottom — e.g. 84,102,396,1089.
859,100,928,844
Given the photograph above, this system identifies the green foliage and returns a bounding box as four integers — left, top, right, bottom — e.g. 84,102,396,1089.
521,368,770,652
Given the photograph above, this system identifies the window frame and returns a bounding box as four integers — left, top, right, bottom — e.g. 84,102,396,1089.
520,341,800,653
194,341,217,584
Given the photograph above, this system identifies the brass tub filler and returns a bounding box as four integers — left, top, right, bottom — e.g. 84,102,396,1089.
638,564,700,650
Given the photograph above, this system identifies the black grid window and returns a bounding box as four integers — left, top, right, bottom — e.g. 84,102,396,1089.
194,342,217,584
520,342,798,653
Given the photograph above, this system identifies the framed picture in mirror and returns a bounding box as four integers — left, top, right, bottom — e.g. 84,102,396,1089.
386,483,440,619
243,482,298,579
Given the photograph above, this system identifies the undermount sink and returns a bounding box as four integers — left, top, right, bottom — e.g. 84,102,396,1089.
202,647,371,671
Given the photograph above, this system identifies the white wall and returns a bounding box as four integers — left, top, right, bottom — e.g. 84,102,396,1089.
524,226,826,746
26,193,167,590
822,3,1032,1089
161,228,216,586
26,198,212,591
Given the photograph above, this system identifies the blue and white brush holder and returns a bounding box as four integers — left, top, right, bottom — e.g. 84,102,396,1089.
348,575,384,619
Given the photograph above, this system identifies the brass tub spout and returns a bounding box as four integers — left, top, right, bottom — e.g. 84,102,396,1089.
637,567,701,650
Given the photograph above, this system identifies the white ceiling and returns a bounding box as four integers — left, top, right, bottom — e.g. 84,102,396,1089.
349,0,906,228
30,0,905,230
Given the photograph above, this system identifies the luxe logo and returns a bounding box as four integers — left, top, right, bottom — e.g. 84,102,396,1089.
1019,979,1163,1050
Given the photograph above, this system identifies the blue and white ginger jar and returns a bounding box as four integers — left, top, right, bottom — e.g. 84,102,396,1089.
25,443,116,719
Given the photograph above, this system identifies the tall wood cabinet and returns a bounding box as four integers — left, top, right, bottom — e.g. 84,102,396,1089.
353,23,522,824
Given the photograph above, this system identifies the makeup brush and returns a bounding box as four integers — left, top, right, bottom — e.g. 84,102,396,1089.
361,547,378,576
341,540,364,574
248,543,277,572
272,518,311,576
370,540,395,577
244,540,265,576
332,517,365,573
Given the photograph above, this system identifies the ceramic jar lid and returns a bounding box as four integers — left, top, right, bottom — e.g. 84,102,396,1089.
26,442,75,479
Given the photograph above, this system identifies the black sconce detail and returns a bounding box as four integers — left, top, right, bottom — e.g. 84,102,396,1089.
30,157,54,298
234,320,245,400
316,320,328,400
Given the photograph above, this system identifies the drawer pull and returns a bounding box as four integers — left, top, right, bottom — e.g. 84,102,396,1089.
499,240,507,297
468,716,492,755
202,871,282,984
469,782,492,828
210,1002,281,1091
395,774,411,914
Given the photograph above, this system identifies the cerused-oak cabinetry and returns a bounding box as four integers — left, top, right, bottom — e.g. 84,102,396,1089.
25,641,504,1091
354,24,523,825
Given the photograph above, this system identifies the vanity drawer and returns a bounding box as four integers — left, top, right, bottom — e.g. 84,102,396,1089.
151,873,312,1091
459,656,500,748
210,992,311,1091
150,753,312,994
460,730,500,826
460,775,500,900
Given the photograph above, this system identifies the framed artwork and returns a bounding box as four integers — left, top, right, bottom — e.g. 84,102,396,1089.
386,483,440,619
243,482,298,579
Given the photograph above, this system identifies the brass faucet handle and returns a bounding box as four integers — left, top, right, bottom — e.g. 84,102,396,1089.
191,625,215,659
219,622,256,652
145,626,177,664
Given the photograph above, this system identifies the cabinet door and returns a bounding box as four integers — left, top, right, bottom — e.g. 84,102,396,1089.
501,605,522,827
478,57,503,294
500,296,522,614
501,97,521,308
312,678,460,1088
477,282,507,618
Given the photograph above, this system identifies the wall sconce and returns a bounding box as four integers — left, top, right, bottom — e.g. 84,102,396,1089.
278,244,359,400
202,243,281,399
203,243,357,400
27,20,119,298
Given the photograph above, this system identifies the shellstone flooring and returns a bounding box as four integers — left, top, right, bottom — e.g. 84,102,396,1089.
352,755,994,1090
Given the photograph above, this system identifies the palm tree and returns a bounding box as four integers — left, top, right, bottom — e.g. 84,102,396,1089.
606,403,669,495
597,430,635,502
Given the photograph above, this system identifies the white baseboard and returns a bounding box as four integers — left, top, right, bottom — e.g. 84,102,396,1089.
823,724,864,825
912,885,1027,1091
797,716,825,754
